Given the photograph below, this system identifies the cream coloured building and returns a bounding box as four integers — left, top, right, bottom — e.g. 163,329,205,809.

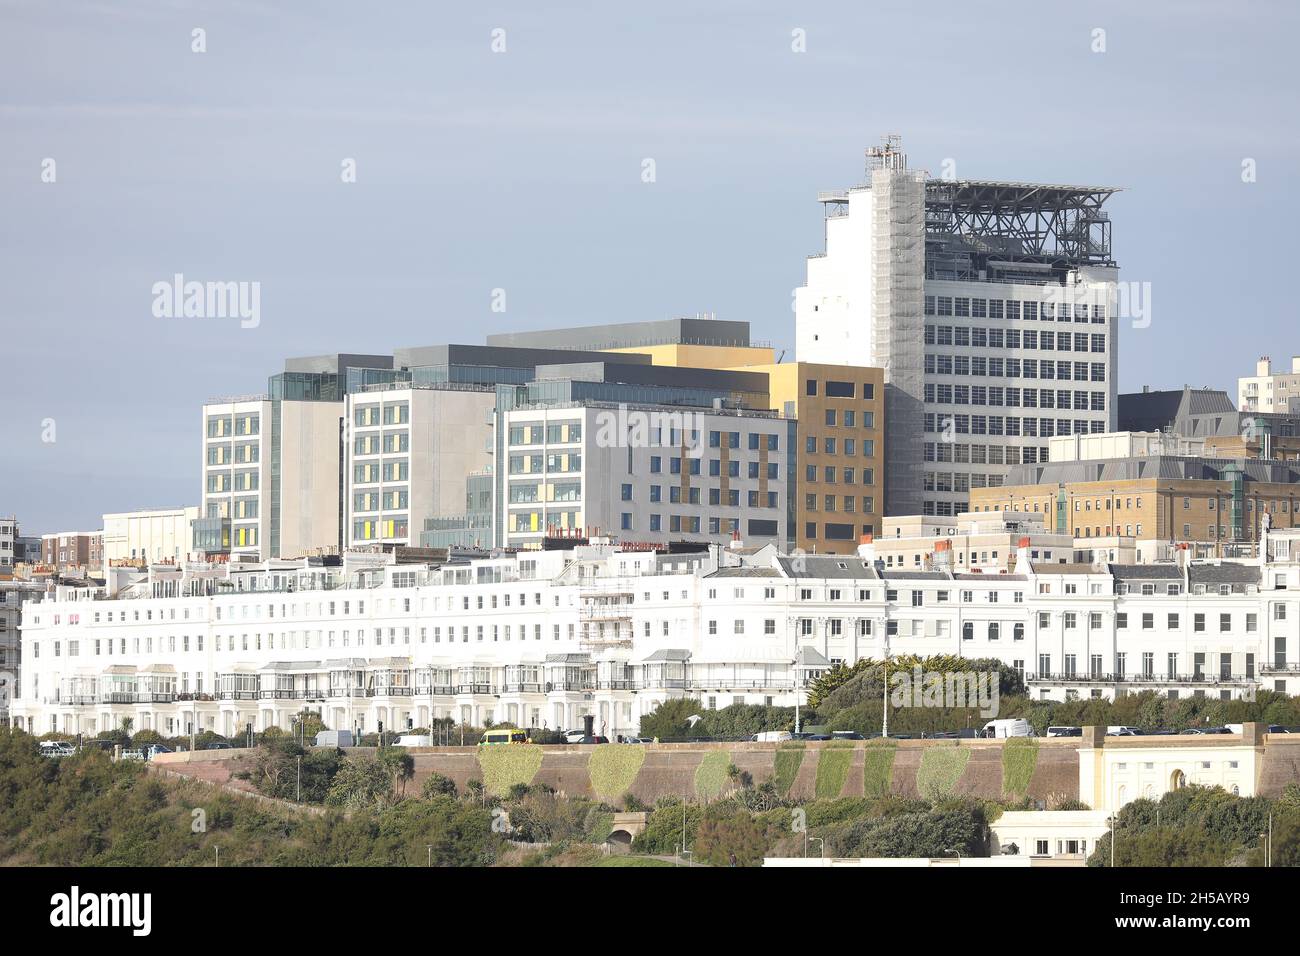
102,507,200,566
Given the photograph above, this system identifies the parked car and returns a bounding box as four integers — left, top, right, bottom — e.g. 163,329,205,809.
1267,725,1292,734
753,731,794,743
804,734,832,741
831,731,865,740
621,737,653,744
1046,726,1083,738
562,730,588,744
1106,726,1143,737
576,735,609,745
39,741,75,758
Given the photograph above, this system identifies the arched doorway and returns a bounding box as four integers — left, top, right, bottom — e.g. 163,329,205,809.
1170,769,1186,790
606,830,633,853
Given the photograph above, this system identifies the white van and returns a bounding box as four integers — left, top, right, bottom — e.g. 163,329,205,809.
753,731,794,743
981,718,1032,738
1106,726,1142,737
394,734,433,748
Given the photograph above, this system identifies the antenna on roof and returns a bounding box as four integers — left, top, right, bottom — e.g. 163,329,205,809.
866,134,907,173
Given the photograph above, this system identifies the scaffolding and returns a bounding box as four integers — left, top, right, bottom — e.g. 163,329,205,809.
870,154,928,518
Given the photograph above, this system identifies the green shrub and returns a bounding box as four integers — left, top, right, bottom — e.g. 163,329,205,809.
773,743,805,796
588,745,645,802
695,752,732,801
863,742,897,798
915,745,971,801
814,745,854,799
583,809,615,843
477,745,544,796
1001,737,1038,800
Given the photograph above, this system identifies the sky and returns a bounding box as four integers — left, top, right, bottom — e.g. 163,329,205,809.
1,0,1297,533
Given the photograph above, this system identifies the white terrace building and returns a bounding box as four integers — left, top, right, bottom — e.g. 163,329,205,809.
13,531,1300,739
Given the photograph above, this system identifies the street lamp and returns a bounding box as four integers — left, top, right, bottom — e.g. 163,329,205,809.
881,618,892,739
791,655,802,735
810,836,825,859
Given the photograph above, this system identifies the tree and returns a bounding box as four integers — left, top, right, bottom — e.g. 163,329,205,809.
325,756,395,811
378,748,415,798
252,740,342,804
638,698,706,740
422,773,458,799
835,801,990,858
693,808,770,866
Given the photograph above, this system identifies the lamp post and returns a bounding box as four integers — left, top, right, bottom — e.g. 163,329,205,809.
810,836,825,859
881,618,891,739
792,654,802,735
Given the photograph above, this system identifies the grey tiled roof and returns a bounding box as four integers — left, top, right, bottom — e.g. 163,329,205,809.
1109,564,1182,579
1189,564,1261,586
775,555,879,579
705,567,781,578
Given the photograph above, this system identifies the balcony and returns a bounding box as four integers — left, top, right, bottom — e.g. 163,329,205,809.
1260,663,1300,675
1028,672,1256,687
689,679,795,691
217,691,259,701
368,685,413,697
326,687,367,699
546,681,594,693
500,682,545,694
595,680,636,691
414,684,456,697
455,683,496,696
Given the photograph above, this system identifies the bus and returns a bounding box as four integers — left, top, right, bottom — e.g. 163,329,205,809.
479,728,528,746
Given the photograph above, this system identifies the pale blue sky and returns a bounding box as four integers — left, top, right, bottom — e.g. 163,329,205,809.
2,0,1297,532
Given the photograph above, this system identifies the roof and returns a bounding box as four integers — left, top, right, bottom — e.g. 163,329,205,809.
952,573,1028,582
775,555,878,579
544,653,591,664
1032,564,1102,575
795,646,832,668
259,660,322,672
1109,564,1182,580
883,571,951,581
641,648,691,662
705,567,781,578
1188,564,1261,586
